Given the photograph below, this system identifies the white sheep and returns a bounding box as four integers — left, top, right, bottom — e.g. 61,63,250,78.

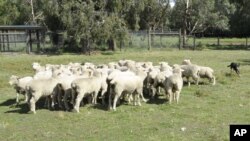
174,63,200,87
159,62,173,72
71,71,104,113
27,78,60,113
9,75,33,105
33,69,53,80
32,62,45,73
107,70,146,111
163,67,184,104
182,59,215,85
151,69,173,99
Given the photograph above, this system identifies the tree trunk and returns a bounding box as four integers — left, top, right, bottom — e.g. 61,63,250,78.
108,38,116,51
81,38,88,54
148,27,151,51
183,28,187,48
183,0,189,48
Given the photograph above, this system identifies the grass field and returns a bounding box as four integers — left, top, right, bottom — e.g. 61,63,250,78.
0,49,250,141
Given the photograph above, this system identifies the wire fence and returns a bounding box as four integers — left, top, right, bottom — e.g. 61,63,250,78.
1,29,249,53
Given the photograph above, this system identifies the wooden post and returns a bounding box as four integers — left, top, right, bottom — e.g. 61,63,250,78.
246,37,248,47
148,28,151,51
2,30,5,51
0,36,1,52
36,30,40,52
26,30,32,54
6,30,10,51
217,36,220,46
193,35,196,50
160,29,163,48
14,30,17,49
179,29,182,50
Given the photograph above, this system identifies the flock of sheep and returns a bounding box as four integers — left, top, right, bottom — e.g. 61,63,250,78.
8,59,215,113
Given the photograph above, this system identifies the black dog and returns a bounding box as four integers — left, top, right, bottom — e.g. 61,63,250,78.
227,62,240,75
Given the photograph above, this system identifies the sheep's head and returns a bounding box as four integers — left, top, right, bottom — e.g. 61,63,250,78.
182,59,192,65
32,62,41,70
173,68,184,76
9,75,19,86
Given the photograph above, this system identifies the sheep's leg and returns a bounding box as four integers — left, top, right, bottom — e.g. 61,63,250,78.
92,91,99,104
167,89,173,104
137,93,142,106
133,93,136,106
175,91,180,104
51,94,56,109
128,94,133,104
193,75,199,85
16,92,20,105
140,92,147,102
101,91,106,105
186,77,191,87
212,76,216,85
151,87,157,99
108,93,112,110
101,85,107,105
63,91,70,111
29,96,37,114
57,90,63,109
113,94,120,111
70,89,76,105
157,87,161,95
44,97,49,108
74,92,84,113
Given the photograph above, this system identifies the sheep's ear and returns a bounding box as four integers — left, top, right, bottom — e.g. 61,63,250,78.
180,69,185,72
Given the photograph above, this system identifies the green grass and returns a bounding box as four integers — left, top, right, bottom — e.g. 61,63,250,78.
0,49,250,141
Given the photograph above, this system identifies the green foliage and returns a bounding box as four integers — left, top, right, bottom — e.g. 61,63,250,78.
0,0,20,24
229,0,250,34
170,0,235,33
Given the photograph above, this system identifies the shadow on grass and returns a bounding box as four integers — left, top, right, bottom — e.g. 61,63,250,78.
4,103,30,114
0,98,16,106
146,97,167,105
2,98,51,114
91,104,109,111
207,45,250,50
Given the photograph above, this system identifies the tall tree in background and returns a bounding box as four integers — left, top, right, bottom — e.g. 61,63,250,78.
140,0,171,30
229,0,250,35
0,0,20,24
171,0,235,47
104,0,134,50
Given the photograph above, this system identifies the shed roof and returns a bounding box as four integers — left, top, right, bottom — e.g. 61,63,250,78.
0,25,44,30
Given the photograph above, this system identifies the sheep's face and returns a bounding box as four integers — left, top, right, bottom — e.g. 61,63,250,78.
182,59,191,65
173,68,184,76
9,75,18,86
32,62,41,70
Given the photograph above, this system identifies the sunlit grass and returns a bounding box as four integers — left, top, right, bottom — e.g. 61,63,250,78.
0,49,249,141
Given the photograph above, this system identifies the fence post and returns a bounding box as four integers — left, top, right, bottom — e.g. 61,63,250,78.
193,35,196,50
148,28,151,51
2,30,5,51
6,30,10,51
36,30,40,53
26,30,32,54
0,31,2,52
246,37,248,47
179,29,182,50
217,36,220,46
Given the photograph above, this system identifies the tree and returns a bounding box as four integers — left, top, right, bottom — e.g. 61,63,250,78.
0,0,20,24
170,0,235,47
139,0,171,30
229,0,250,35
